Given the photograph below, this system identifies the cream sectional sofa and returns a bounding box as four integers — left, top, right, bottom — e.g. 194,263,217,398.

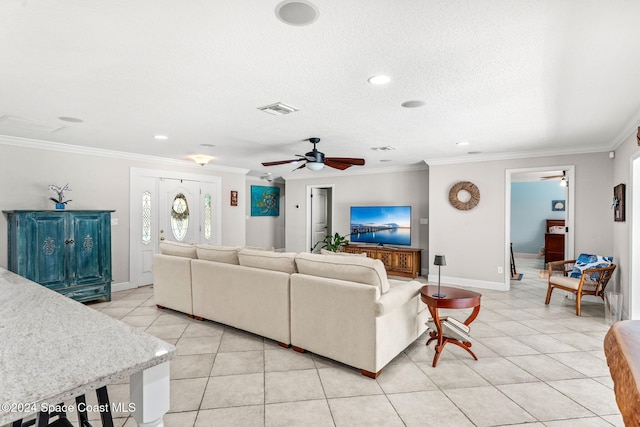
152,241,428,377
291,252,428,378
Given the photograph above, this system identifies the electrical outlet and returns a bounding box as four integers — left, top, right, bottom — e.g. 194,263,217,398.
497,266,503,274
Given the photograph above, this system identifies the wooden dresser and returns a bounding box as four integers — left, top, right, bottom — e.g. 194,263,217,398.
3,210,113,302
544,219,565,263
342,244,422,278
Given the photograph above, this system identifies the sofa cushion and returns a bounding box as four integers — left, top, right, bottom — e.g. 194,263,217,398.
320,249,366,257
243,245,275,251
570,254,613,279
238,249,297,274
196,244,241,264
159,241,197,259
295,252,390,294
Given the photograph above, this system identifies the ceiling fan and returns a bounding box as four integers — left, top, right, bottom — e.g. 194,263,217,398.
541,171,567,187
541,171,565,180
262,137,365,171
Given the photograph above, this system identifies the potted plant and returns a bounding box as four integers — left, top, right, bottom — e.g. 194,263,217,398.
49,184,72,209
313,232,350,252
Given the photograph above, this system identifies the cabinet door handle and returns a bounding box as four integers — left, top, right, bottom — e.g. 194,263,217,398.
65,239,75,245
160,237,165,241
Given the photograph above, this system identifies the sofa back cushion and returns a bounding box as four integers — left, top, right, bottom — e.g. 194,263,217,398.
238,249,297,274
295,252,390,294
243,245,275,252
196,244,241,264
159,241,197,259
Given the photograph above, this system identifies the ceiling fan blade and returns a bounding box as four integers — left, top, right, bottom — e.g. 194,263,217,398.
540,175,564,180
325,157,366,166
324,159,353,170
262,159,300,166
292,162,307,171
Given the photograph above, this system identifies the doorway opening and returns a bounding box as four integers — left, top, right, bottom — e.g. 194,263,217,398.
505,166,575,291
306,185,334,253
630,153,640,319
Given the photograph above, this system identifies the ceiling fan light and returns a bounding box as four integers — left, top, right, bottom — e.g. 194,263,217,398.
306,162,324,171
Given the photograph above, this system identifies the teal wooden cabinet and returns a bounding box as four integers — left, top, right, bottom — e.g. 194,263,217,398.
3,210,114,302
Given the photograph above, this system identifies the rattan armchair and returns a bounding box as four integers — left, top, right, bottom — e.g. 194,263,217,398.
544,259,616,316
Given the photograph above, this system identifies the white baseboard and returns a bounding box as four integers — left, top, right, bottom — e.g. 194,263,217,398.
112,281,136,292
439,275,508,291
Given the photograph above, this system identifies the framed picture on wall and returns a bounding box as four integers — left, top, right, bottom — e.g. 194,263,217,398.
230,191,238,206
613,183,625,222
551,200,565,211
251,185,280,216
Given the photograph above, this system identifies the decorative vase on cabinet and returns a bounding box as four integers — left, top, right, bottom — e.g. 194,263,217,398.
3,210,114,302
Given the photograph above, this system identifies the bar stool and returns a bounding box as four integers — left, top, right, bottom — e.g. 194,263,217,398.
11,386,114,427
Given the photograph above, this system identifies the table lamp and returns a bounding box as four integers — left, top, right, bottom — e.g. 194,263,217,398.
433,254,446,298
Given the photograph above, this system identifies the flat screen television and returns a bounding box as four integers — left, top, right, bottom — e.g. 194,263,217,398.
350,206,411,246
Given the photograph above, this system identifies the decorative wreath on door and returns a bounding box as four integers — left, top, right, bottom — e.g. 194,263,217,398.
449,181,480,211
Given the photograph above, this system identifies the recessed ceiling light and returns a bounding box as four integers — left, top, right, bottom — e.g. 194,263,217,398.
456,141,470,146
371,145,396,151
58,116,83,123
154,135,168,140
367,75,391,85
200,143,216,147
380,159,392,162
468,151,482,155
275,1,319,26
401,100,426,108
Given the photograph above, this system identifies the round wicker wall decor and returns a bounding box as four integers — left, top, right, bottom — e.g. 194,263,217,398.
449,181,480,211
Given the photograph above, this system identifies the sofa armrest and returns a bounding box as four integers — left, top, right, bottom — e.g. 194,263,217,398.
374,280,423,317
152,253,194,315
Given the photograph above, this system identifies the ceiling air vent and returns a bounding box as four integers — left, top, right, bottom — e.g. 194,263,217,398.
0,115,65,133
371,145,397,151
257,102,299,116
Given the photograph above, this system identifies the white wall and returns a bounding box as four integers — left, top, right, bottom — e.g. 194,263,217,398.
245,179,285,250
284,167,429,271
429,152,613,289
0,141,247,286
612,130,639,317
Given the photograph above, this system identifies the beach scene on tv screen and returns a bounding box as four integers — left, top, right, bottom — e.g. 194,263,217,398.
350,206,411,245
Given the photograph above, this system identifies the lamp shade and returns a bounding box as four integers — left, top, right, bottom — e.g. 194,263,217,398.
434,255,446,266
306,162,324,171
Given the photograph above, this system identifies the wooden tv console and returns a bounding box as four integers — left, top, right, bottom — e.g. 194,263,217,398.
342,244,422,279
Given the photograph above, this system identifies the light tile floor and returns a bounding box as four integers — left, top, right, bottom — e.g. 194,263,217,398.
81,258,622,426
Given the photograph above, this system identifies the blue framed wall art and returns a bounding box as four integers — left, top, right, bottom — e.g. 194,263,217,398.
251,185,280,216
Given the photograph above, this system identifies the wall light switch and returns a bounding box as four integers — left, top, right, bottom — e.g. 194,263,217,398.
111,218,119,226
419,218,428,225
498,266,503,274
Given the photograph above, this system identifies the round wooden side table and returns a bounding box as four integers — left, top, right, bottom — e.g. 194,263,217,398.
420,285,482,367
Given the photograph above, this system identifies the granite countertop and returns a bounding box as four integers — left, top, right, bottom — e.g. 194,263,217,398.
0,268,176,425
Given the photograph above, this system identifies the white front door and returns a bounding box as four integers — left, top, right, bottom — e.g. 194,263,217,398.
129,168,222,288
311,188,328,252
159,178,201,244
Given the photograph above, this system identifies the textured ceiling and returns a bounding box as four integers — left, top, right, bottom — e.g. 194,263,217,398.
1,0,640,179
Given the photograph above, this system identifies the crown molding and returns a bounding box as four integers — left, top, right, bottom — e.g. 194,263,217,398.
424,145,610,166
611,117,640,151
0,134,250,175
